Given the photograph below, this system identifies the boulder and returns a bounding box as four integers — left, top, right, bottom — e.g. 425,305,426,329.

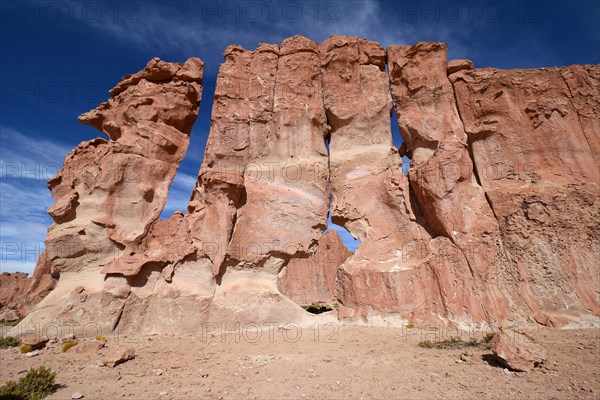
491,330,547,372
70,341,105,353
19,335,49,351
103,348,135,368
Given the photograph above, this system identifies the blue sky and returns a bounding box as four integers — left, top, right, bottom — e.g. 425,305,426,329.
1,0,598,274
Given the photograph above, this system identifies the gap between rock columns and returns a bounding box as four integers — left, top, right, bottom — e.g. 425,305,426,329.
319,36,476,325
386,42,528,323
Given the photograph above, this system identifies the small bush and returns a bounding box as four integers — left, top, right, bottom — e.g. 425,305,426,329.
406,323,415,329
19,344,33,354
96,335,107,342
0,317,24,327
0,380,21,399
147,337,153,342
0,366,57,400
483,332,496,343
418,337,483,350
0,336,20,349
62,341,78,352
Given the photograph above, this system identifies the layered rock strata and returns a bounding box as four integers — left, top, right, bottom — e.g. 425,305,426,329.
15,36,599,336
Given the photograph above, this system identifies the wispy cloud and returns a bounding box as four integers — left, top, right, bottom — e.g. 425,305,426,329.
70,0,495,81
172,171,197,190
0,125,71,178
0,126,68,274
161,171,196,217
75,1,430,64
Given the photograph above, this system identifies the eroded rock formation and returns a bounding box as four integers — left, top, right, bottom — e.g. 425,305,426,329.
14,36,599,336
19,57,205,334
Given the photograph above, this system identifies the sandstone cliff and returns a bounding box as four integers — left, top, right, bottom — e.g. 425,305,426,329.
450,63,600,325
13,36,599,336
19,57,205,334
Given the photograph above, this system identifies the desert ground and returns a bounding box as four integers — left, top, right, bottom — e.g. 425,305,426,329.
1,324,598,399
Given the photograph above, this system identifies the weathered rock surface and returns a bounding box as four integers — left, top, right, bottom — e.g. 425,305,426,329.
0,272,30,312
195,36,330,325
279,230,352,305
318,36,472,324
491,330,547,372
18,57,204,334
0,266,56,318
15,36,599,336
450,64,600,324
388,42,519,323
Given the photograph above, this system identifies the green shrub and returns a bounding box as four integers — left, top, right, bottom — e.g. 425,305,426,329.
0,366,57,400
0,380,21,400
61,341,78,352
0,317,24,327
418,337,484,350
19,344,33,354
483,332,496,343
0,336,20,349
96,335,107,342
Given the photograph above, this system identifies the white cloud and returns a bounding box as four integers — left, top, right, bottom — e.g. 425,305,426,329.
0,125,71,179
75,1,418,61
161,170,196,217
172,171,197,190
0,127,67,274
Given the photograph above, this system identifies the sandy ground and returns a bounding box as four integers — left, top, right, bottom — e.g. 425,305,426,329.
1,324,598,399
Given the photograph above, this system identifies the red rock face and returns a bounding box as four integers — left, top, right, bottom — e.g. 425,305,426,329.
450,65,600,324
0,255,57,319
17,37,599,336
319,36,477,324
0,272,31,318
387,42,527,324
279,230,352,305
194,37,330,324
